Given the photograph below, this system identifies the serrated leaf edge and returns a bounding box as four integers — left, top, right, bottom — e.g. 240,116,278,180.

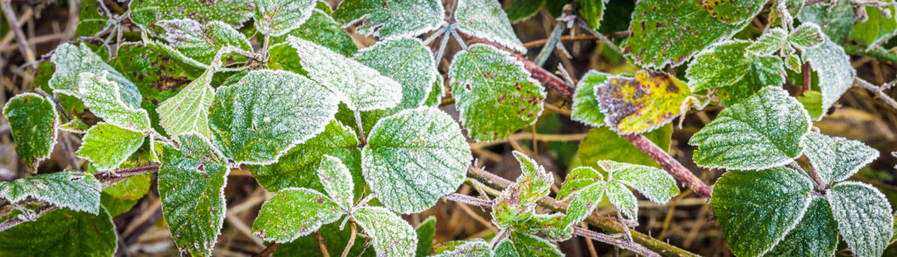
2,93,60,171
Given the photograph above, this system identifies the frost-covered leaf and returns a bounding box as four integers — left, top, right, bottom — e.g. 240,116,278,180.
156,48,223,139
689,87,810,170
352,206,418,256
493,239,519,257
605,181,638,221
449,44,546,141
159,134,229,256
0,172,102,214
827,181,894,257
286,36,402,111
129,0,254,34
353,38,441,131
75,123,145,171
596,70,691,134
702,0,766,24
50,43,142,108
624,0,757,68
424,75,445,107
785,49,802,73
577,125,672,170
432,239,492,256
767,196,839,257
3,93,58,172
454,0,527,53
272,222,372,256
789,22,825,48
802,36,856,120
59,118,90,134
332,0,444,39
746,28,787,55
114,42,191,136
252,188,343,243
77,71,152,132
796,0,855,43
559,166,606,225
248,120,361,193
209,69,338,164
506,0,545,23
579,0,606,29
686,40,785,106
501,231,564,257
316,155,354,210
571,70,608,127
803,132,879,185
273,8,358,56
597,160,679,203
492,151,553,228
156,19,252,66
0,208,116,257
710,167,814,257
510,212,573,241
363,107,471,213
75,0,111,38
849,1,897,47
253,0,315,36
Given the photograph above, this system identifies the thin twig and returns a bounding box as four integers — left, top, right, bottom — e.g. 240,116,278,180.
524,35,600,48
315,231,331,257
855,77,897,110
340,222,357,257
253,243,281,257
1,0,36,65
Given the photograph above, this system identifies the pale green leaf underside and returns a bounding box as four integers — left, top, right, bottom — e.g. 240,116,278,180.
254,0,316,36
76,123,145,171
50,43,142,108
287,36,402,111
363,107,471,213
156,59,216,138
827,181,894,257
689,87,810,170
332,0,444,39
789,22,825,48
746,28,787,55
571,70,608,127
710,167,813,257
766,196,839,257
128,0,254,34
802,36,856,120
849,3,897,47
0,208,117,257
597,160,679,203
0,172,102,214
802,132,879,186
77,71,152,132
3,93,58,172
159,134,229,257
454,0,526,53
252,188,343,243
353,206,418,256
449,44,546,141
316,155,355,210
209,69,338,164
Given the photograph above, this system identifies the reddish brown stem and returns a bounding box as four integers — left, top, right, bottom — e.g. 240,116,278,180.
0,206,56,233
253,243,281,257
802,62,811,93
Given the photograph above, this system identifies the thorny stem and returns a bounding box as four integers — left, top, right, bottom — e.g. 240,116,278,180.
615,208,634,243
442,192,661,257
340,222,357,257
802,62,811,94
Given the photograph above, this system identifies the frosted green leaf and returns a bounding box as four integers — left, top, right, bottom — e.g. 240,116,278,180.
75,0,111,38
578,0,606,29
209,69,338,164
362,107,471,213
710,167,814,257
77,71,152,132
156,19,252,66
746,28,787,55
802,36,856,120
577,124,672,170
159,134,229,257
352,206,418,256
785,49,802,73
571,70,608,127
247,120,360,192
432,239,492,256
559,166,606,225
689,87,811,170
702,0,765,24
272,8,358,56
50,43,142,108
3,93,58,172
803,132,879,185
286,36,402,111
0,172,102,214
454,0,527,53
156,48,223,139
827,181,894,257
789,22,825,48
114,42,192,136
253,0,315,36
492,151,553,228
624,0,756,68
506,0,545,23
252,188,343,243
129,0,254,34
272,222,372,256
493,239,520,257
502,231,563,257
59,118,90,134
597,160,679,203
849,1,897,47
266,43,307,74
686,40,785,105
416,216,437,256
332,0,444,39
605,181,638,221
766,197,839,257
76,123,145,171
0,208,116,257
449,44,546,141
596,70,691,134
316,155,354,210
424,75,445,107
796,0,855,43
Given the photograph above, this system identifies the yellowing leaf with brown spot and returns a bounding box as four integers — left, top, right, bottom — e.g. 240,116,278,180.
596,71,691,135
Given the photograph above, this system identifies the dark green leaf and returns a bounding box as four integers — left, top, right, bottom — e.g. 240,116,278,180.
3,93,58,172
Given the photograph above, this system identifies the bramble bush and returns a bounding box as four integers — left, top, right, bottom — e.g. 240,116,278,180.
1,0,897,256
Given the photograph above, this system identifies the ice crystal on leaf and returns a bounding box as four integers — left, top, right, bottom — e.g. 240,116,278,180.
686,40,785,106
332,0,444,39
454,0,527,53
252,188,343,243
156,55,217,139
802,132,879,186
253,0,316,36
352,206,418,256
789,23,825,49
155,19,253,67
598,160,679,204
431,239,492,256
746,28,787,55
129,0,254,34
827,181,894,257
702,0,766,25
766,196,839,257
2,93,58,172
0,171,101,214
801,36,856,120
571,70,609,127
75,123,145,171
316,155,355,210
50,43,142,108
77,71,152,132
